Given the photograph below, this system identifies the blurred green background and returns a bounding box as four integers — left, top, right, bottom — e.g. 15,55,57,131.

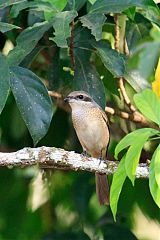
0,0,160,239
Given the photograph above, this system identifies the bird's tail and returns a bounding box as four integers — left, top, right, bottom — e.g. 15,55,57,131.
95,173,110,205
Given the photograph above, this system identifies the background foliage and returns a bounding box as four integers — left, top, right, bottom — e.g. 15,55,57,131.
0,0,160,239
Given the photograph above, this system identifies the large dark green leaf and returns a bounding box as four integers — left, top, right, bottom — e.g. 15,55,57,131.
93,41,126,77
126,41,160,82
20,46,45,68
0,53,10,114
126,14,152,51
0,0,25,9
80,13,106,41
95,55,119,96
65,0,87,11
149,145,160,208
124,69,151,93
10,67,53,145
110,155,127,221
10,1,54,18
134,89,160,126
50,11,77,48
91,0,158,12
7,21,51,66
48,48,74,93
89,0,160,25
0,22,20,33
74,49,106,109
74,24,93,50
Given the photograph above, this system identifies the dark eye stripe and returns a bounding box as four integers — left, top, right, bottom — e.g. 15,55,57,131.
83,96,92,102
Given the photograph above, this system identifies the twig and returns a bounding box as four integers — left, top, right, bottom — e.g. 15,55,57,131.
0,146,149,178
118,77,136,113
114,14,143,115
106,107,158,129
48,91,62,99
48,91,158,129
114,14,120,52
48,91,70,112
69,21,75,69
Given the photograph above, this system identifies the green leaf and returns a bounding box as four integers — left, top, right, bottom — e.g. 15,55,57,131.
0,0,25,9
48,48,74,93
95,55,119,96
90,0,155,13
134,89,160,125
88,0,160,26
80,13,106,41
126,41,160,82
124,7,136,21
0,53,10,114
0,22,20,33
115,128,158,159
20,46,45,68
10,1,55,18
44,0,68,20
150,25,160,41
110,155,127,221
138,42,160,81
65,0,87,11
74,25,93,50
50,11,77,48
10,67,53,145
124,69,151,93
7,21,51,66
126,14,152,51
125,134,149,184
149,146,160,208
88,0,96,4
153,144,160,189
115,128,159,184
92,41,126,77
74,49,106,109
45,0,68,11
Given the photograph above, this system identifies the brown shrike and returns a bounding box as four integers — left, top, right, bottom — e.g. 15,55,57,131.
64,91,110,205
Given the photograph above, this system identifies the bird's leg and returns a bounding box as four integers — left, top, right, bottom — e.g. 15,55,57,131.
81,149,90,157
98,150,103,166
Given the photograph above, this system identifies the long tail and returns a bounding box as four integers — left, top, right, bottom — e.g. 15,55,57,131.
95,173,110,205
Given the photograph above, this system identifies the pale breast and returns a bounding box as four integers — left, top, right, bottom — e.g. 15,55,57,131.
71,106,109,155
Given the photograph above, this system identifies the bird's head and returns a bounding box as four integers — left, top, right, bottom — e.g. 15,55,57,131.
64,91,94,108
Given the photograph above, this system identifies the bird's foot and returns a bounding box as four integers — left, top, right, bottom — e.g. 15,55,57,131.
98,156,104,166
81,150,90,158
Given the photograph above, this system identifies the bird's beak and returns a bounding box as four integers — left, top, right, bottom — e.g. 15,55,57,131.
64,96,70,103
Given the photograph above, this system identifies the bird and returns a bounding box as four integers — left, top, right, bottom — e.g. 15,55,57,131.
64,91,110,205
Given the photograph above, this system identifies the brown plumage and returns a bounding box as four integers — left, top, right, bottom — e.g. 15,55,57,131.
64,91,110,205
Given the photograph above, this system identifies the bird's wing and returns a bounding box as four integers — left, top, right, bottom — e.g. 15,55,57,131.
101,109,109,125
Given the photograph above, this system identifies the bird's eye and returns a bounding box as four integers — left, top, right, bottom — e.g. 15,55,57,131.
78,95,84,100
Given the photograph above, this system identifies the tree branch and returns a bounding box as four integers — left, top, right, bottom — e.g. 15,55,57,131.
114,14,137,113
48,91,158,129
0,147,149,178
113,14,154,128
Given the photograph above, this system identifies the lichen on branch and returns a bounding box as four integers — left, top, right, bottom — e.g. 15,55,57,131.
0,146,149,178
